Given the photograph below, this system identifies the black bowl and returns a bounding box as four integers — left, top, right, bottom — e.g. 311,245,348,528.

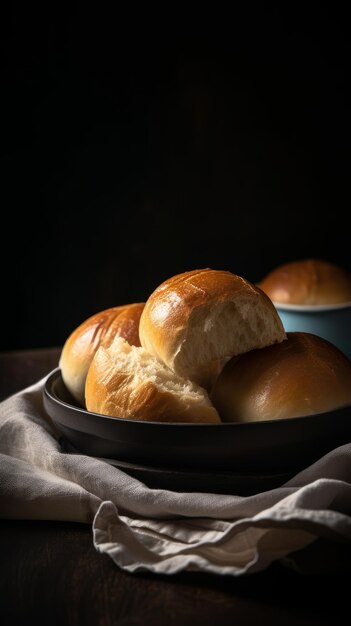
43,368,351,486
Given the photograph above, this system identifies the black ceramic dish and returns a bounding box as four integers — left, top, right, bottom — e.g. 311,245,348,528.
43,368,351,494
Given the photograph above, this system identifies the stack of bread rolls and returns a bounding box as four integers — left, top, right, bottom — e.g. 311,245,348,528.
59,267,351,423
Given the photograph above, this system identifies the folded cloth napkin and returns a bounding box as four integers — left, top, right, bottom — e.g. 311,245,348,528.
1,375,351,576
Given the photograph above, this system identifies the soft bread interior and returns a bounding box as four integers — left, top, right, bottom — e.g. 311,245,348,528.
85,336,221,423
173,295,286,384
139,269,286,390
60,303,144,407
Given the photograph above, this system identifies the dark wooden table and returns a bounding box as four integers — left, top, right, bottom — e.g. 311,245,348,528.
0,348,349,625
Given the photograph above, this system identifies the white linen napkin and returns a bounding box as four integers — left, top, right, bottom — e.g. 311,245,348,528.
1,375,351,576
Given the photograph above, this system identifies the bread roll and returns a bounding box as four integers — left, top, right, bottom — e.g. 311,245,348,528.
211,332,351,422
139,268,286,388
85,336,221,423
60,303,145,407
258,259,351,305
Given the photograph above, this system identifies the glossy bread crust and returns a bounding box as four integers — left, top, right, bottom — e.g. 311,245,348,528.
211,332,351,422
60,303,145,406
139,268,286,387
258,259,351,305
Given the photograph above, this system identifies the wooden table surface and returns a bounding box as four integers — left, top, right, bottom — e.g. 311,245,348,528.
0,347,349,625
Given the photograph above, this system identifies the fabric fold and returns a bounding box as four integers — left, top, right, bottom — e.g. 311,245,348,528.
1,376,351,575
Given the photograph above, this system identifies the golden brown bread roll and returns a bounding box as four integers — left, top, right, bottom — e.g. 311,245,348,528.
59,303,145,407
139,268,286,388
211,332,351,422
85,336,221,423
258,259,351,305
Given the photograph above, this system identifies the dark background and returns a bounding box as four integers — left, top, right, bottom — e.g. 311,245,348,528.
2,5,350,351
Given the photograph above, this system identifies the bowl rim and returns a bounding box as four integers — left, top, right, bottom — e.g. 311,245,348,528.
44,367,351,428
43,368,351,478
273,301,351,312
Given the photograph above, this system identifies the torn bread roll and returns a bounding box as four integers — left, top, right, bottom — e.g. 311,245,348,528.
258,258,351,305
85,336,221,423
139,268,287,388
211,332,351,422
60,303,145,407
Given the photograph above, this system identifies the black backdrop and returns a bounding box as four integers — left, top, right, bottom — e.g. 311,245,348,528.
2,6,350,351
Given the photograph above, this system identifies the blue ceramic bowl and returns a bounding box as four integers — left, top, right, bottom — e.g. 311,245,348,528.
274,301,351,360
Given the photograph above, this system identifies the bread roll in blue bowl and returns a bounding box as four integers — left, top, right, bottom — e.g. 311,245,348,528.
258,259,351,360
